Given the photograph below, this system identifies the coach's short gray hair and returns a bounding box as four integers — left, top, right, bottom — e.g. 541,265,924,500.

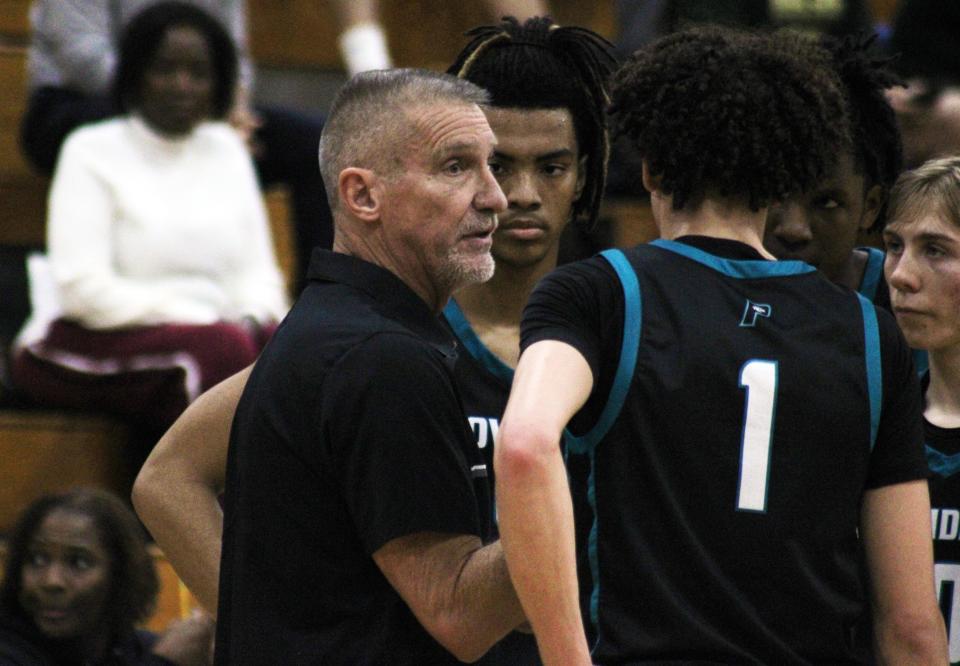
318,68,489,211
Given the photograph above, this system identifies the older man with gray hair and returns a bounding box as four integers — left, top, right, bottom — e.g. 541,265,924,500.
214,68,524,664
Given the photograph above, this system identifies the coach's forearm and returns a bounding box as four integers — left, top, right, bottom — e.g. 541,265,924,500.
374,532,526,662
448,539,528,659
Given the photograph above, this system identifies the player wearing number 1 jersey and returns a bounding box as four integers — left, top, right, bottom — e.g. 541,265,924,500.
496,27,946,665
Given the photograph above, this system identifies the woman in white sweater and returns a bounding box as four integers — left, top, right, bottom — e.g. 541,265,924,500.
12,2,288,444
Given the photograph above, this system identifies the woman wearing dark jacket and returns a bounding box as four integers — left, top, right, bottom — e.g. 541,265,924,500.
0,489,212,665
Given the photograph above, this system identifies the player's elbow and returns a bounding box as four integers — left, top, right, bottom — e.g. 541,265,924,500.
495,420,559,483
131,457,163,523
131,448,185,529
874,606,947,664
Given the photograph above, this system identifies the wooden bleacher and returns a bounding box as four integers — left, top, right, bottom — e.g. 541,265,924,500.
0,2,201,633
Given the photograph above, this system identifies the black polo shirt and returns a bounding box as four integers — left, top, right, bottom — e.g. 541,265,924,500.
215,250,492,665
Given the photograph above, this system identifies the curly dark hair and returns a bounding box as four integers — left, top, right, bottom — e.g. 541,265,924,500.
609,26,851,211
448,16,619,228
0,489,159,636
113,1,237,118
822,33,903,230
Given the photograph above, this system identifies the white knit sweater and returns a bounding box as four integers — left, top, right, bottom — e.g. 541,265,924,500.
47,116,289,330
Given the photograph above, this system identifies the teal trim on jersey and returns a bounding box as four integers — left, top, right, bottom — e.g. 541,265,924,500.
650,239,816,278
851,248,929,377
914,348,930,377
565,249,642,455
587,447,601,636
443,298,514,385
857,246,886,302
857,294,882,451
927,445,960,479
563,248,643,641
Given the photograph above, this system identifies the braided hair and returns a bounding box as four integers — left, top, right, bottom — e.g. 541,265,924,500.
448,16,618,228
823,33,904,230
609,26,852,211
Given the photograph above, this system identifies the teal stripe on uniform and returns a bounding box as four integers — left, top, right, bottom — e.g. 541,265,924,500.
651,238,816,278
563,248,643,638
857,293,882,451
566,249,642,454
913,348,929,377
857,246,885,302
587,446,601,634
927,445,960,479
443,298,514,385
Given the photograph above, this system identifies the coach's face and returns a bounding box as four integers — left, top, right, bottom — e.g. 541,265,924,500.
379,102,507,307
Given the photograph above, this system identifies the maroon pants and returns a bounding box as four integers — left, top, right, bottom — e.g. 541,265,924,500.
12,318,275,439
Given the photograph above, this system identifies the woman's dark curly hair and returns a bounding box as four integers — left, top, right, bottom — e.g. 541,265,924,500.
114,1,237,117
823,33,904,230
448,16,619,228
0,489,159,636
609,26,851,211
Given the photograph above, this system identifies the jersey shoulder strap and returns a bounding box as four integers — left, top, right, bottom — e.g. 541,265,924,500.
856,292,883,451
857,246,886,302
566,249,642,454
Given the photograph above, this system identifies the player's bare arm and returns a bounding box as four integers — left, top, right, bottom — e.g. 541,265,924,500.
496,339,593,665
132,365,252,615
861,480,948,664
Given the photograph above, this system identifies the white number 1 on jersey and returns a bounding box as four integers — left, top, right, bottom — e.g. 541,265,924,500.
737,360,778,512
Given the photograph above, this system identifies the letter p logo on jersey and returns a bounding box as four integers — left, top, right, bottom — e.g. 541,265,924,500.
740,300,772,328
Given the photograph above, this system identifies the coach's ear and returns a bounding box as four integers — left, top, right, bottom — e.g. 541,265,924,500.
641,160,662,195
339,168,381,222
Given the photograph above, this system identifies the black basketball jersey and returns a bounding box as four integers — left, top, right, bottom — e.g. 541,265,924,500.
445,299,512,488
443,299,541,666
521,237,927,664
925,375,960,664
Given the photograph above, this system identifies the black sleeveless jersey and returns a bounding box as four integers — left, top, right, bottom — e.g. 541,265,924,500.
924,373,960,665
522,237,927,665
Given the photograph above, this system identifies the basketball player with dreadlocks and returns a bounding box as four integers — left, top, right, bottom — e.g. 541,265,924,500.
764,33,929,375
131,16,616,664
495,26,945,664
764,34,902,307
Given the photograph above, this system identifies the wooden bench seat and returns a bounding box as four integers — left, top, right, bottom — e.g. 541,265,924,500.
0,410,133,534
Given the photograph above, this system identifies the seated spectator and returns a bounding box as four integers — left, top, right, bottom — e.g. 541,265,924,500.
883,156,960,658
20,0,331,290
10,2,288,451
0,488,214,665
